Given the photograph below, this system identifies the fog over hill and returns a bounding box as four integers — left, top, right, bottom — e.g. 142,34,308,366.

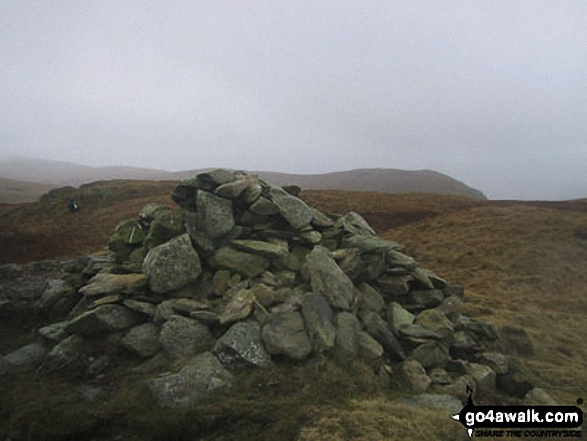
0,158,486,201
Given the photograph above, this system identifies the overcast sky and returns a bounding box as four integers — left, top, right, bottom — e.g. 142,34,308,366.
1,1,586,199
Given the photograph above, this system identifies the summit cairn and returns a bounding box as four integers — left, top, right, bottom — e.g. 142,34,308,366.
0,169,522,409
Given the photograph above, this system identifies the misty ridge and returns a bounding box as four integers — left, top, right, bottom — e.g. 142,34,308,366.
0,157,487,204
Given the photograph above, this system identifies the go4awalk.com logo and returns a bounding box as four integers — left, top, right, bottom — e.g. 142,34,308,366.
451,387,583,438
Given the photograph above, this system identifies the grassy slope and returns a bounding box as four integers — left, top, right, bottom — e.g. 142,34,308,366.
0,183,586,440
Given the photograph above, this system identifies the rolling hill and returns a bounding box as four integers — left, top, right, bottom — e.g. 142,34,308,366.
0,158,487,202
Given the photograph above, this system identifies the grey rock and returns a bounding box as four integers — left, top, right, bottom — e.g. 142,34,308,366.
261,311,312,360
38,279,77,318
121,323,161,358
333,312,361,363
338,212,376,236
211,246,270,279
197,169,236,186
311,209,334,228
415,308,454,339
377,274,411,297
213,322,273,368
159,315,213,358
66,305,141,336
269,186,314,229
219,289,255,325
524,388,558,405
341,235,402,253
38,321,70,342
385,250,418,269
148,352,234,408
398,324,443,340
190,310,221,327
467,363,496,391
41,335,86,372
143,234,202,294
139,203,169,224
197,190,235,239
479,352,509,375
231,239,289,259
357,283,385,314
301,293,336,352
79,273,148,297
304,246,354,310
412,342,449,369
362,311,406,361
215,178,255,199
357,331,384,360
143,209,186,250
3,342,46,372
250,196,280,215
409,289,444,308
123,299,157,317
241,182,263,205
399,359,431,393
386,302,415,332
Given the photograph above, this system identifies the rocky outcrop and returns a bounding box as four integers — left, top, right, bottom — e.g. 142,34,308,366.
0,169,515,408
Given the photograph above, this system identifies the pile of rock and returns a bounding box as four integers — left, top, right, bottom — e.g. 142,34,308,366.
0,170,549,409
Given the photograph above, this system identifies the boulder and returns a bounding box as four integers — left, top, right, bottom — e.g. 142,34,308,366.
40,335,86,372
66,305,141,336
300,293,336,353
269,187,314,229
261,311,312,360
143,234,202,294
411,342,449,369
148,352,234,408
210,246,270,279
38,279,78,319
304,246,354,310
143,209,185,250
357,332,384,360
79,273,148,297
196,190,235,239
386,302,415,332
121,323,161,358
357,282,385,314
362,312,406,361
399,359,431,393
159,315,213,358
219,289,255,325
3,342,47,372
212,322,273,369
39,321,70,342
333,312,361,363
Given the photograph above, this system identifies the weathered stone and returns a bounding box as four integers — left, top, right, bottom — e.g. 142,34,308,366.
311,209,334,228
123,299,157,317
357,331,384,360
250,196,279,215
139,203,169,224
212,269,231,297
241,183,263,205
409,289,444,308
411,342,449,369
304,246,354,310
66,305,141,336
215,178,254,199
341,235,402,253
449,331,480,361
377,274,411,297
278,246,310,272
159,315,213,358
436,374,476,402
143,234,202,294
148,352,234,408
196,191,235,239
251,283,285,308
109,219,147,262
121,323,161,358
269,187,313,229
415,308,454,339
386,302,415,332
479,352,509,375
410,267,436,290
301,293,336,352
211,246,270,279
399,359,431,393
362,311,406,361
336,248,363,281
298,229,322,244
398,324,443,340
3,342,47,372
212,322,273,369
41,335,86,372
524,388,558,405
333,312,361,363
261,311,312,360
219,289,256,325
190,310,220,327
80,273,148,297
39,321,70,342
467,363,496,391
338,212,376,236
38,279,77,319
439,295,462,320
357,282,385,314
143,209,185,250
361,252,386,281
429,368,452,385
231,239,288,259
91,294,122,307
386,250,418,269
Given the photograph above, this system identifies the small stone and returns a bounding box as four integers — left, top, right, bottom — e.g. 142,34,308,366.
121,323,161,358
250,196,279,215
66,305,141,336
357,331,384,360
79,273,148,297
399,359,431,393
3,342,47,372
301,293,336,353
467,363,496,391
38,321,70,342
411,342,449,369
123,299,157,317
231,239,289,259
269,187,314,229
333,312,361,363
211,246,270,279
212,322,273,369
219,289,255,325
159,315,213,358
261,311,312,361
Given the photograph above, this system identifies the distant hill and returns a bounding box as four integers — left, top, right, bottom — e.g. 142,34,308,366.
0,177,55,204
0,158,487,202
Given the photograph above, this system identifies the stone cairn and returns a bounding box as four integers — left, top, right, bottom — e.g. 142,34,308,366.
0,169,546,409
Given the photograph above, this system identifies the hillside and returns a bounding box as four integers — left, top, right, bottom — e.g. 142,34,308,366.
0,158,487,202
0,177,55,204
0,181,585,440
